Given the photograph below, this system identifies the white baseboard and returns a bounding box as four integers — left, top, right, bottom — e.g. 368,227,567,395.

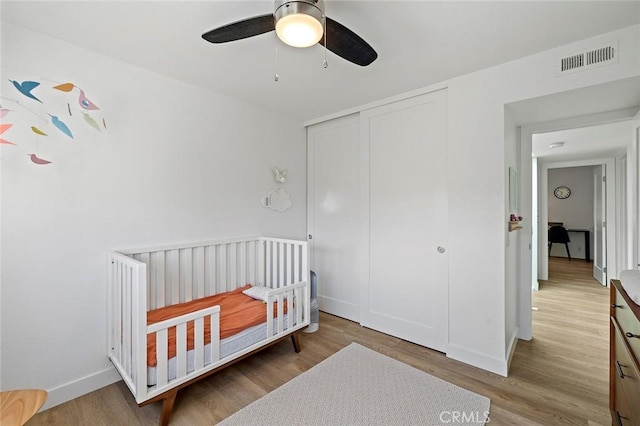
318,296,359,322
40,366,122,411
446,343,509,377
506,328,519,372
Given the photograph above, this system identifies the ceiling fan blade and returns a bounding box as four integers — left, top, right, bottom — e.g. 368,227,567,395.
321,17,377,66
202,14,275,43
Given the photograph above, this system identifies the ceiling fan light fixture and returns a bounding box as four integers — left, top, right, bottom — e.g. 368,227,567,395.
275,0,324,48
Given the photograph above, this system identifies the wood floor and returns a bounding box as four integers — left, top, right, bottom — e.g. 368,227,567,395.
29,257,610,425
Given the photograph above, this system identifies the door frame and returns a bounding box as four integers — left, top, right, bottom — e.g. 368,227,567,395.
630,111,640,269
593,164,606,285
518,109,633,340
539,158,615,284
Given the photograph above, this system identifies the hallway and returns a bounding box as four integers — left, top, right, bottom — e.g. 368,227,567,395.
511,257,610,424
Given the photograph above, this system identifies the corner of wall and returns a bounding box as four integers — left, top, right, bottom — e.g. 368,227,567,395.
446,344,509,377
40,367,122,412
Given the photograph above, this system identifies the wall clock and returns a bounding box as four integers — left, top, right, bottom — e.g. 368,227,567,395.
554,186,571,199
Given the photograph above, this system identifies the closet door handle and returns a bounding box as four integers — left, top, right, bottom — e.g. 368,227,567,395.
616,360,628,379
626,332,640,339
612,304,623,309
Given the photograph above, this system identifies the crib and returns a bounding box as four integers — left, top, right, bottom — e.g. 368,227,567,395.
107,236,309,425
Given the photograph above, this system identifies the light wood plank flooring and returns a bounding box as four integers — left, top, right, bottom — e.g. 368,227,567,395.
29,257,610,425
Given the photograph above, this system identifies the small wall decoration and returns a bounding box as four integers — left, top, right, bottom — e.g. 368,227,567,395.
272,167,287,183
262,188,292,212
1,76,107,166
9,80,42,103
0,123,16,145
28,153,52,165
553,186,571,199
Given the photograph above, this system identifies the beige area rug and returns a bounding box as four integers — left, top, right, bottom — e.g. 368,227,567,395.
219,343,490,425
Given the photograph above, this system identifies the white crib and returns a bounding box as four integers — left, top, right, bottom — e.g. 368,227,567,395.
107,236,309,425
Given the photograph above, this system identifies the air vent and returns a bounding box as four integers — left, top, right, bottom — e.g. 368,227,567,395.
556,41,618,76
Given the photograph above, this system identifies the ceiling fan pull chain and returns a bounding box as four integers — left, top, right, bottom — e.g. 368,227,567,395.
274,47,279,82
322,14,328,68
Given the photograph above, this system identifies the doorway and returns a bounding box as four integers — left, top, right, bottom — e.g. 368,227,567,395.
510,78,639,340
536,155,618,286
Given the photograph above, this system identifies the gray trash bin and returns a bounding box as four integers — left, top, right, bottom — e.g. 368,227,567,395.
304,270,319,333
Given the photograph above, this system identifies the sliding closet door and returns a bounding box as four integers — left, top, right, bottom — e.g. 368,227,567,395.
361,90,448,352
307,115,362,321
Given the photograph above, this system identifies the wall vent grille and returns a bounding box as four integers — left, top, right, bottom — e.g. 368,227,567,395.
556,41,618,76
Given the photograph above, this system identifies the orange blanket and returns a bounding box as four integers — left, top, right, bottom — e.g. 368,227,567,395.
146,285,287,367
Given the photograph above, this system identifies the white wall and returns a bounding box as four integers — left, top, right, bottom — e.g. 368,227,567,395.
445,24,639,374
547,166,595,259
0,23,306,408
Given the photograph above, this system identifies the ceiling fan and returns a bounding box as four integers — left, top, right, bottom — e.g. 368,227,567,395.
201,0,377,67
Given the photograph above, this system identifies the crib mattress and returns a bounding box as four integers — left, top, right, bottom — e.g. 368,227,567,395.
146,285,295,386
147,285,291,367
147,313,293,386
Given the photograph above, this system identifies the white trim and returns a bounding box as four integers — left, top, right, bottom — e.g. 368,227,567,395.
616,155,628,275
540,157,617,282
630,111,640,269
446,344,508,377
304,81,449,127
518,109,637,343
506,328,519,370
518,108,638,340
318,298,359,322
41,367,122,411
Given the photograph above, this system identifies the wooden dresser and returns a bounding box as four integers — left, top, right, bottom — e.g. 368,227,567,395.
610,279,640,426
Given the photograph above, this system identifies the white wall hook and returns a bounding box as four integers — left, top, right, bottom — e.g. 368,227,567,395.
273,167,287,183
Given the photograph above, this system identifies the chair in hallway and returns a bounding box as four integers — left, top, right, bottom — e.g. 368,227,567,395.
548,225,571,260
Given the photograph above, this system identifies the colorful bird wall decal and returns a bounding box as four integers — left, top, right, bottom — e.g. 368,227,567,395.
82,112,101,132
53,82,100,110
0,123,17,145
28,153,52,165
2,77,107,166
9,80,42,103
30,126,47,136
48,114,73,139
78,90,99,110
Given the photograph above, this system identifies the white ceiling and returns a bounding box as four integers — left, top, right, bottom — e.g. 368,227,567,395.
2,1,640,122
533,120,632,161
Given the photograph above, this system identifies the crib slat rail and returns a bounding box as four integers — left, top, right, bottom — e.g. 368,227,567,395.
107,252,147,402
108,236,309,426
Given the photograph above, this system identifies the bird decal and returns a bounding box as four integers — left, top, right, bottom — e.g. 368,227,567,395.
9,80,42,103
48,114,73,139
78,89,99,110
54,82,100,110
82,112,101,132
52,83,75,92
5,77,106,166
30,126,48,136
0,123,16,145
28,153,52,165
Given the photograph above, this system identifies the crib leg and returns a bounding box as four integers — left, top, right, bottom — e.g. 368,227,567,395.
159,390,178,426
291,332,301,353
